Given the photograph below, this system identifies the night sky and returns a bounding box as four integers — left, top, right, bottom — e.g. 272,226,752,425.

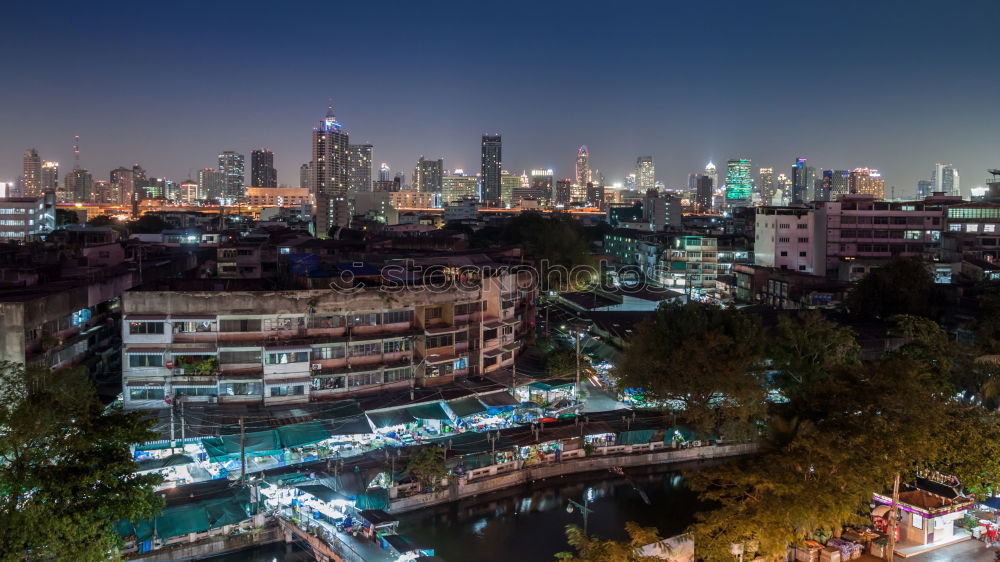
2,0,999,197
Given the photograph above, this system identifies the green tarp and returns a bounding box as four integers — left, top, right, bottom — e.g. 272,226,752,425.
527,380,575,391
617,429,655,445
277,420,329,448
478,390,519,408
367,409,416,429
115,519,154,542
295,484,347,503
663,427,694,443
355,488,390,510
325,416,374,436
447,396,488,418
407,401,451,420
136,454,194,472
129,488,252,540
202,430,282,462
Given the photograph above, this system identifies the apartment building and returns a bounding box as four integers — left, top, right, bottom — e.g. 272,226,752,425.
121,261,536,410
0,193,55,241
754,207,817,273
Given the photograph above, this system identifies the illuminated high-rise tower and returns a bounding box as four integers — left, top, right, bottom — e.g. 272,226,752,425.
41,161,59,193
378,163,391,182
347,144,373,193
704,161,717,191
791,158,815,204
415,156,443,193
575,146,591,189
849,168,885,199
932,163,960,197
758,167,775,205
312,105,351,235
110,167,135,205
22,149,41,196
250,149,277,187
724,158,753,206
218,151,245,199
480,134,502,205
636,156,654,192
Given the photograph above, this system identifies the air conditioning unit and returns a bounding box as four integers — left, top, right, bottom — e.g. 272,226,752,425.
312,363,322,370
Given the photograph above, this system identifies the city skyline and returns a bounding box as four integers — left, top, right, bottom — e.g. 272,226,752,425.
2,1,1000,196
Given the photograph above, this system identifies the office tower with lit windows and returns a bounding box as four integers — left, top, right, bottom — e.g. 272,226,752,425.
22,149,41,196
250,149,277,187
917,179,934,198
530,169,554,202
347,144,373,193
93,180,114,204
636,156,654,192
480,134,502,205
41,161,58,193
828,170,849,199
704,161,717,190
725,158,753,206
695,174,714,211
415,157,443,193
849,168,885,199
791,158,816,204
500,171,521,206
378,163,391,182
758,167,775,205
198,168,224,200
817,170,834,202
442,170,478,204
575,146,591,189
63,169,93,203
299,163,311,189
932,163,960,197
624,174,637,191
312,105,351,235
218,151,245,200
109,167,134,205
555,178,572,205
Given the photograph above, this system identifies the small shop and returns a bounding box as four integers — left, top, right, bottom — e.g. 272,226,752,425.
872,476,973,549
447,394,519,431
518,379,577,407
367,401,457,446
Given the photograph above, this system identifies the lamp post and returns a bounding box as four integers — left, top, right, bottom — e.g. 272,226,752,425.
567,491,596,535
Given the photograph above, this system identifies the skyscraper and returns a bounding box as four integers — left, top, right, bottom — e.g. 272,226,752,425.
480,134,502,206
250,149,277,187
555,178,572,206
575,146,591,189
828,170,850,199
110,167,135,205
40,161,58,193
849,168,885,199
501,171,521,206
917,179,934,199
791,158,815,204
299,163,311,189
817,170,834,203
378,163,391,182
312,105,351,235
442,170,478,204
704,162,717,191
758,168,775,206
695,175,714,212
636,156,654,192
932,163,960,197
22,149,41,196
63,169,93,203
725,158,753,206
218,151,246,200
347,144,373,193
415,157,443,193
530,169,554,203
198,168,224,200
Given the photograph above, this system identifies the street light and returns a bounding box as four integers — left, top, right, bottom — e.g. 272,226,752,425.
566,490,596,535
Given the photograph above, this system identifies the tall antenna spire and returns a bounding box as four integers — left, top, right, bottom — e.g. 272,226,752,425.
73,135,80,170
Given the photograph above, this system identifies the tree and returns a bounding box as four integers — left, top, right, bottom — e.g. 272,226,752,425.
87,215,116,227
404,445,448,491
0,361,163,560
499,213,597,291
555,522,663,562
55,208,79,226
615,302,766,438
546,348,579,379
767,311,860,397
127,214,171,234
687,356,1000,560
844,257,934,319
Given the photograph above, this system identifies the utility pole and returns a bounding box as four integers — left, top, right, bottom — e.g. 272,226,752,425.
575,325,582,414
239,416,247,485
179,399,185,446
169,401,176,454
568,494,595,536
887,472,900,562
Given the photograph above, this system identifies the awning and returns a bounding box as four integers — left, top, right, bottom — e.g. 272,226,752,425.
359,509,398,527
126,346,167,353
407,401,451,420
355,488,390,510
294,484,348,503
982,497,1000,510
170,314,216,320
277,420,330,449
367,409,416,429
447,396,488,418
383,534,426,553
127,314,168,320
136,453,194,472
478,391,518,408
528,380,575,391
324,416,374,436
201,430,282,462
617,429,654,445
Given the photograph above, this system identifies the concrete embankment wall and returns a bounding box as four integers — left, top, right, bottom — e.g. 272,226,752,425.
127,521,281,561
389,442,758,513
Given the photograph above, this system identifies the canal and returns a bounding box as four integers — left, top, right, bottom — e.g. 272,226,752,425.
210,460,715,561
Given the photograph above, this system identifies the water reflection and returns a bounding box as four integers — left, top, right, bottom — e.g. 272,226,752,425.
397,464,709,562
